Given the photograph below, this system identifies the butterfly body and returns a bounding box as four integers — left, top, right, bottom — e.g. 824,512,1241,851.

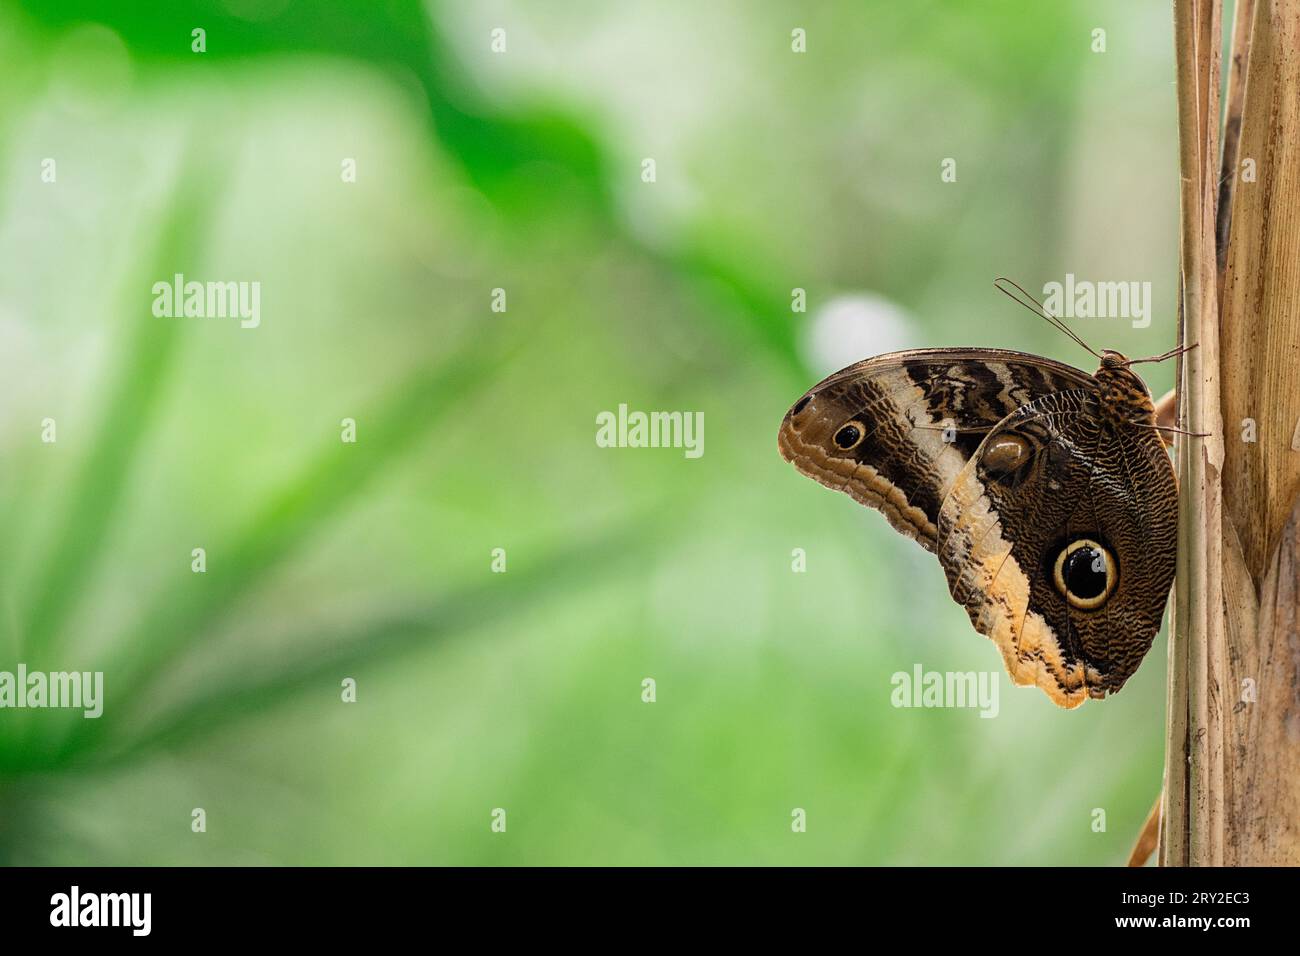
778,348,1177,708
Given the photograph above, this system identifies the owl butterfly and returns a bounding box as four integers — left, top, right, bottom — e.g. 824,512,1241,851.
778,280,1188,708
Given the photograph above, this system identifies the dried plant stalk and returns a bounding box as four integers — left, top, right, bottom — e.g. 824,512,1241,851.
1164,0,1300,867
1216,0,1300,865
1164,0,1225,869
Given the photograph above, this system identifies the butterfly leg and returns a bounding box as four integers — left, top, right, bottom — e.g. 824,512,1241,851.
1126,789,1163,866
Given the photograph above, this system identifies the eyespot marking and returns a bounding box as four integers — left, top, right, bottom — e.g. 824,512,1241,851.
834,421,865,451
1053,538,1117,610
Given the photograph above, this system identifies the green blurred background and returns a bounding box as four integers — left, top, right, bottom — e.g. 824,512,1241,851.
0,0,1181,865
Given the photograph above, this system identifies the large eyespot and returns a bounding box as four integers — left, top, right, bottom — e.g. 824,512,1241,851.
980,434,1030,479
833,421,866,451
1053,538,1118,610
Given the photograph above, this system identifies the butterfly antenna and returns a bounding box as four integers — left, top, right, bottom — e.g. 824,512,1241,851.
1124,342,1200,365
993,277,1102,360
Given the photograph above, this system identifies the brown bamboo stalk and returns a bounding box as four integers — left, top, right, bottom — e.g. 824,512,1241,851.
1221,1,1300,583
1165,0,1225,868
1217,0,1257,286
1213,0,1257,868
1165,0,1300,867
1216,0,1300,865
1192,0,1227,870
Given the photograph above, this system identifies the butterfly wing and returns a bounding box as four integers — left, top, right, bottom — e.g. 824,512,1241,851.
936,390,1177,707
777,348,1094,552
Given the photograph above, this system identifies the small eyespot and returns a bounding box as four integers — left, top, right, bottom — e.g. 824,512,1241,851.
980,434,1030,479
833,421,865,451
1053,538,1118,610
791,395,811,416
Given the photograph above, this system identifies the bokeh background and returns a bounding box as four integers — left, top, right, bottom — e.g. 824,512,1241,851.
0,0,1184,865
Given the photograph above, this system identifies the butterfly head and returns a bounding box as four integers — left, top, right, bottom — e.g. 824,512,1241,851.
1098,348,1128,368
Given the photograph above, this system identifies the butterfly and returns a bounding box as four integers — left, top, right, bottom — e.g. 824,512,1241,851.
778,280,1188,708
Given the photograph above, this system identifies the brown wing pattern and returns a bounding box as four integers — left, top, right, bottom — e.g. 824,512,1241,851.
777,349,1093,551
778,348,1177,708
935,391,1176,706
